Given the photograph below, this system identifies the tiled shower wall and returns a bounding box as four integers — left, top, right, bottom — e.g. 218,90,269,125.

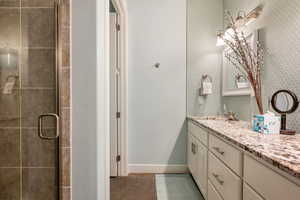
0,0,71,199
59,0,71,200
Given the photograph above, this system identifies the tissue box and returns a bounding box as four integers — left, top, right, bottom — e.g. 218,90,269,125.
253,114,281,134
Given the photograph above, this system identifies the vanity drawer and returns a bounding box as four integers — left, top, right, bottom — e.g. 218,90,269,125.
208,180,223,200
244,155,300,200
209,134,242,176
208,152,242,200
243,183,263,200
188,121,208,146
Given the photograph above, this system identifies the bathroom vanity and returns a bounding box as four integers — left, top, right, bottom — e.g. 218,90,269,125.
187,117,300,200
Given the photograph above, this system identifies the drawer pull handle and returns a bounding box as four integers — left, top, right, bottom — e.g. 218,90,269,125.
213,147,225,155
192,143,197,154
212,173,224,185
192,143,195,154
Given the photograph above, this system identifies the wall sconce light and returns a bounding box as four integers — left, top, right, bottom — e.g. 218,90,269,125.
235,6,263,27
216,5,263,47
216,30,225,47
245,5,263,26
235,11,246,27
235,5,263,28
216,27,235,47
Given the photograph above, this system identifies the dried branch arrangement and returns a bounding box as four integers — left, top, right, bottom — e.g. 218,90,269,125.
218,11,264,114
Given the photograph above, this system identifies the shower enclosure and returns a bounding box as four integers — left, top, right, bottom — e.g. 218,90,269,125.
0,0,62,199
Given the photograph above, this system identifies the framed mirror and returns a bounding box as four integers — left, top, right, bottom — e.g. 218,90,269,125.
222,31,257,96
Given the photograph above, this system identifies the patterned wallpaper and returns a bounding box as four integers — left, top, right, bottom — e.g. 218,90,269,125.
224,0,300,132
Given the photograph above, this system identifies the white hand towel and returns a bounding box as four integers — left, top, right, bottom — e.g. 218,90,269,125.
202,82,212,95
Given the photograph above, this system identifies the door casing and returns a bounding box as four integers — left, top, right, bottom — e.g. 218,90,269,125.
109,0,128,177
109,12,121,177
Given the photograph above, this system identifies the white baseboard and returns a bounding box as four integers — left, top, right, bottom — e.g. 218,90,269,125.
128,164,188,174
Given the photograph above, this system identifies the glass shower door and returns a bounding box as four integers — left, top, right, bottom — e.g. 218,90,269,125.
0,1,60,200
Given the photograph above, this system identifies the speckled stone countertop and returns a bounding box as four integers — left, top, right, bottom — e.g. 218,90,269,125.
188,116,300,179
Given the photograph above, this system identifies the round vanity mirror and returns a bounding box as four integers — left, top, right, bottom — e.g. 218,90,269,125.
271,90,299,135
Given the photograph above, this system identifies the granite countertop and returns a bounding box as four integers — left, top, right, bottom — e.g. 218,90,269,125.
188,116,300,179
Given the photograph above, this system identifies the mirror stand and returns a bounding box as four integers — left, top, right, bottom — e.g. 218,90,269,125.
271,90,299,135
280,114,296,135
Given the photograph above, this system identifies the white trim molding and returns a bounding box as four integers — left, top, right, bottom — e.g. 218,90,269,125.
96,0,110,199
128,164,188,174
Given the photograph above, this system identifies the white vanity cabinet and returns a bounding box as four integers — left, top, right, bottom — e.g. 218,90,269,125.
188,122,208,199
187,132,197,176
207,180,223,200
196,140,208,198
188,120,242,200
208,134,242,200
244,155,300,200
208,152,242,200
209,134,242,176
187,119,300,200
243,183,263,200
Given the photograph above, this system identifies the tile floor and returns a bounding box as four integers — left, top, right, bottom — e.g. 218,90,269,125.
155,174,204,200
110,174,157,200
110,174,203,200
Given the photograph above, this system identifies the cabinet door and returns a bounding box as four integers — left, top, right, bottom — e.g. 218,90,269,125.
208,180,223,200
244,155,300,200
188,133,197,176
208,152,242,200
195,139,208,198
243,183,263,200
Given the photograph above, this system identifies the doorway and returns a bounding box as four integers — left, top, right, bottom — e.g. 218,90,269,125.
109,0,128,178
110,1,121,177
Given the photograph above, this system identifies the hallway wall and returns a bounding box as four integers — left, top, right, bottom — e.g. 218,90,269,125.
127,0,187,168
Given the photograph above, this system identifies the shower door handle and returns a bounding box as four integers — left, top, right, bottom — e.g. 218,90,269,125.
38,113,60,140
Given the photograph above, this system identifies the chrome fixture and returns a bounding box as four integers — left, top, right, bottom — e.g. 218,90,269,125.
224,111,238,121
38,113,60,140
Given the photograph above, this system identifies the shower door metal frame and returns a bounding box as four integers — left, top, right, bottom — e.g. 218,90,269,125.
55,0,61,199
37,0,61,199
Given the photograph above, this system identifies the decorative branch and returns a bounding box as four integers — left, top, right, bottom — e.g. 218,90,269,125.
220,11,264,114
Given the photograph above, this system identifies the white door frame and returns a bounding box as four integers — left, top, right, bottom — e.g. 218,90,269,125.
96,0,110,198
110,0,128,177
109,12,119,177
97,0,128,198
